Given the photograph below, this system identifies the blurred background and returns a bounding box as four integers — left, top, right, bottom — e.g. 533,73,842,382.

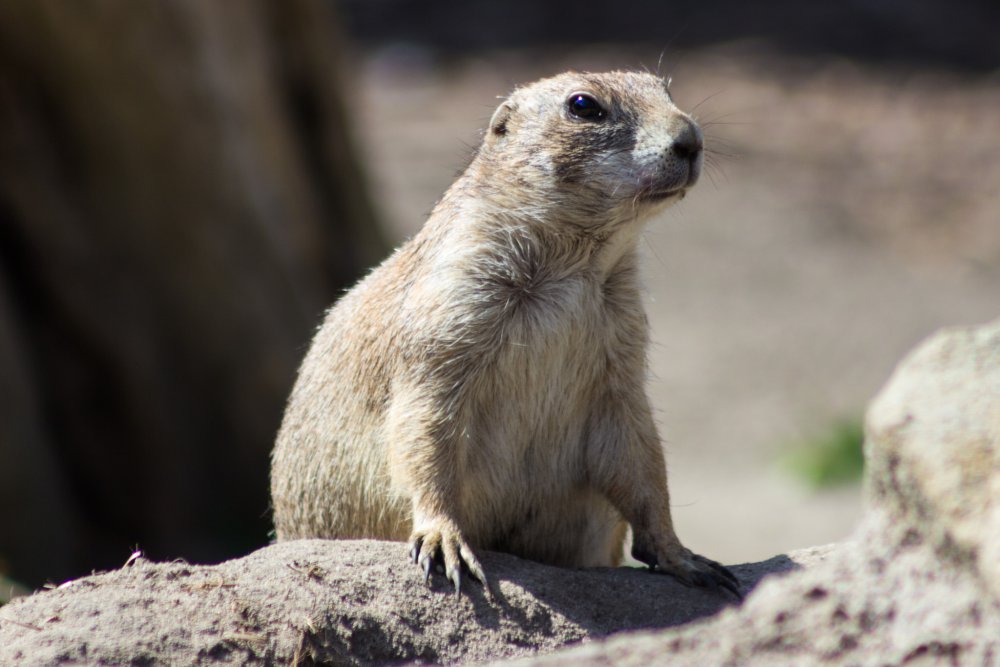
0,1,997,594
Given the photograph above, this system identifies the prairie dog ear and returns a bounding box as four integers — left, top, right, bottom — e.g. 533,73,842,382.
488,100,516,136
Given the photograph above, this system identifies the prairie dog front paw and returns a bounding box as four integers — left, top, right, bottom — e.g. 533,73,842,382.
408,519,488,596
632,538,742,599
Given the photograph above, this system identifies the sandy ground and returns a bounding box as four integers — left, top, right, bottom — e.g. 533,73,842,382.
348,45,1000,564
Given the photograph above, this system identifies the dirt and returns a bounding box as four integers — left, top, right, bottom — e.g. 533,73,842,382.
349,44,1000,564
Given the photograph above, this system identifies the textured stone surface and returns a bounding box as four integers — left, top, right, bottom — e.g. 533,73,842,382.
866,317,1000,598
0,539,820,666
493,509,1000,666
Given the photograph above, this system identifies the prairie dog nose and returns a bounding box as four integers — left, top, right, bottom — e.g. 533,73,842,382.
670,118,703,160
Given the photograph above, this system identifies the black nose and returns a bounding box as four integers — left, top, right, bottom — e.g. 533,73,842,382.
671,120,703,160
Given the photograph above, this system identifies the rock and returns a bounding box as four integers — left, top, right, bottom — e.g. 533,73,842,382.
495,507,1000,666
0,539,818,666
494,318,1000,666
865,318,1000,598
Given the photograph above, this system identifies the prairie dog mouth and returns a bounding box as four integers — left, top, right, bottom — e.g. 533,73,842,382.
637,186,687,202
635,158,700,203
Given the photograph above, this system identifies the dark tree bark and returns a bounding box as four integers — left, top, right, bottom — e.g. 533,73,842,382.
0,0,386,586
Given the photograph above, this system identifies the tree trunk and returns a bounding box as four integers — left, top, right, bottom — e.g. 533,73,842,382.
0,0,385,586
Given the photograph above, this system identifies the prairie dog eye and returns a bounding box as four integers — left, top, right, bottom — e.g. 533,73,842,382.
567,93,606,120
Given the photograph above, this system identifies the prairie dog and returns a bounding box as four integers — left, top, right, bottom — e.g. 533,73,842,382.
271,71,739,596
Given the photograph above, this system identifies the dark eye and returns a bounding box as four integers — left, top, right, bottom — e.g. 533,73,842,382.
567,93,606,120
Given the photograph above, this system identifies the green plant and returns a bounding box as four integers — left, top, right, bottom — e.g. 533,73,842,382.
783,418,865,488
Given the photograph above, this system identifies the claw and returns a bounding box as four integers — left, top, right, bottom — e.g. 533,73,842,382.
460,543,490,592
717,575,743,600
646,548,744,601
693,554,740,586
689,557,742,600
690,571,710,588
407,525,489,596
409,538,421,564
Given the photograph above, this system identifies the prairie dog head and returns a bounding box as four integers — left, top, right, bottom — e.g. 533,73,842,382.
477,71,703,230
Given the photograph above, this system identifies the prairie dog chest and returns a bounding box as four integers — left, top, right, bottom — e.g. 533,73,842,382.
465,262,631,468
411,224,648,479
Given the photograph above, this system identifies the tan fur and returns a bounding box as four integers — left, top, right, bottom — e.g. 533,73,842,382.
271,71,738,593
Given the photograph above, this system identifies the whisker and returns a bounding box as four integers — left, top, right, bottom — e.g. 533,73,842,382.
690,89,726,115
697,109,748,123
704,147,740,160
703,159,731,186
703,133,741,147
642,231,666,268
704,164,719,190
700,120,754,128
